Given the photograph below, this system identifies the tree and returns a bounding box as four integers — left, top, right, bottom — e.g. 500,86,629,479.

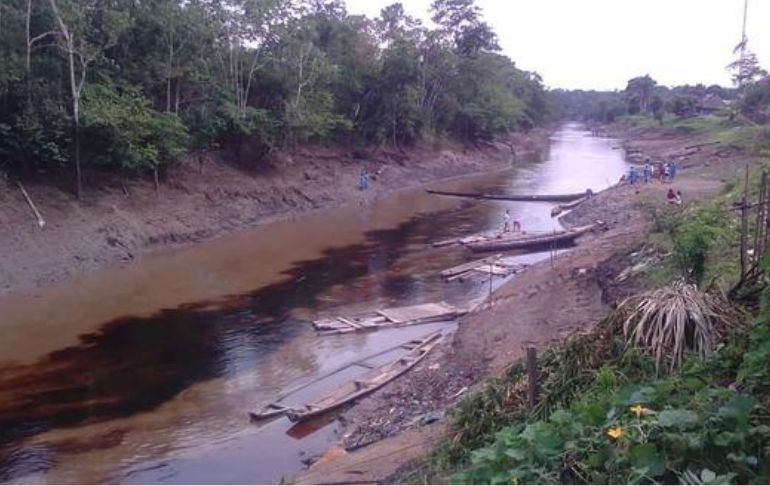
47,0,129,198
728,50,767,89
651,95,664,124
625,75,657,114
430,0,498,56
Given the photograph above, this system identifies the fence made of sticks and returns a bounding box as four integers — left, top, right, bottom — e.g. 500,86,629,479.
733,166,770,298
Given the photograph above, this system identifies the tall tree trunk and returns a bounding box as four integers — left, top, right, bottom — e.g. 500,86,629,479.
25,0,32,73
166,29,174,112
50,0,83,199
174,79,180,114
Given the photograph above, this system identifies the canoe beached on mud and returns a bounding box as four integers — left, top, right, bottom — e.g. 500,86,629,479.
313,301,466,335
465,223,600,252
426,188,590,203
248,334,442,422
284,331,443,423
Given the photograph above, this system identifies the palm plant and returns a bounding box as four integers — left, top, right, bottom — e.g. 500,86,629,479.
613,280,735,372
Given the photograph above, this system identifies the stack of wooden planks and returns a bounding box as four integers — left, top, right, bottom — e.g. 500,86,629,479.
440,254,526,281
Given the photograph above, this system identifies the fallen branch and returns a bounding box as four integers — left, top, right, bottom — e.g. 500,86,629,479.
17,181,45,228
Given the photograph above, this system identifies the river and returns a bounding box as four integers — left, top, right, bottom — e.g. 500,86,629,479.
0,123,627,484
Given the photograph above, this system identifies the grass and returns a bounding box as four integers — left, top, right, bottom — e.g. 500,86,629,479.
716,124,770,156
618,114,744,136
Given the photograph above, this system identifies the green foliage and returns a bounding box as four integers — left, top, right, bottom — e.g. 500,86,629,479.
738,78,770,124
81,83,189,172
0,0,551,183
717,125,770,157
738,275,770,394
668,206,732,285
452,320,769,485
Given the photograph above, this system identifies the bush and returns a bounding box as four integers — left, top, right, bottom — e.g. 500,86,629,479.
670,207,731,285
455,379,763,485
82,83,189,173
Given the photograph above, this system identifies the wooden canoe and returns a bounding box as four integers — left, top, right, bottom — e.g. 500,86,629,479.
284,331,443,423
426,189,590,203
465,223,598,252
248,335,439,422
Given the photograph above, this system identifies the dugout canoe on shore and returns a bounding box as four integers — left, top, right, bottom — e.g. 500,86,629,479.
283,331,443,423
465,223,600,252
425,188,590,202
248,333,441,422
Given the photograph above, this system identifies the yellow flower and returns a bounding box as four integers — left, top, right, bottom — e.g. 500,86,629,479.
629,405,653,417
607,426,623,439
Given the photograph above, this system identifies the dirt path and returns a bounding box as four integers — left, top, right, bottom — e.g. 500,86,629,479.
0,133,547,296
293,125,756,484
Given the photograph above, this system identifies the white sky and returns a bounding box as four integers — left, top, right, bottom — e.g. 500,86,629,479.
345,0,770,91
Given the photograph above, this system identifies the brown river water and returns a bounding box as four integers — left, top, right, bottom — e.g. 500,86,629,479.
0,123,627,484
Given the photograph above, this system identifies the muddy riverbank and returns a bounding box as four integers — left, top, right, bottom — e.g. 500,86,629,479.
294,123,757,484
0,131,548,296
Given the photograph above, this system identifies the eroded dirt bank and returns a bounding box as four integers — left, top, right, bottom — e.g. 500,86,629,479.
0,133,547,296
293,123,755,484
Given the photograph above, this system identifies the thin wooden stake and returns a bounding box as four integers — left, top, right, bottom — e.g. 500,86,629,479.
17,181,45,228
488,262,493,308
526,345,538,409
740,165,750,278
753,172,766,265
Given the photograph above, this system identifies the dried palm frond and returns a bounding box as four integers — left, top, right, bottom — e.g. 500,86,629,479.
613,280,734,373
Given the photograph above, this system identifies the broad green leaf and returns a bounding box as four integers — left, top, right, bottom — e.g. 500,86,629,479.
629,443,666,477
657,409,699,428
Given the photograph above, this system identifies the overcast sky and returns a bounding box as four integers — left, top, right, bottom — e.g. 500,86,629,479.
345,0,770,91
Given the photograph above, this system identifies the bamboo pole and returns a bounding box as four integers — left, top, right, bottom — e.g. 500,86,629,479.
17,181,45,228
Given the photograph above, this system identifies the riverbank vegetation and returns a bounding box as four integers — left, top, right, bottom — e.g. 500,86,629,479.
0,0,550,197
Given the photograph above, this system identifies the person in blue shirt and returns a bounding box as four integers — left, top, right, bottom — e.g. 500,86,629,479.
629,166,638,184
669,160,677,180
359,168,369,190
643,162,652,183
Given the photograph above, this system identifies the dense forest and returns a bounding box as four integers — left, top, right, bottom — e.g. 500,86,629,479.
0,0,551,197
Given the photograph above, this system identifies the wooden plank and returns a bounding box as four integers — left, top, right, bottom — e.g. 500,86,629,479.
440,254,503,278
337,317,362,329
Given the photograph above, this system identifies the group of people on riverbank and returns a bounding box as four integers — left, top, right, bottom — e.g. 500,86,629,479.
622,158,684,206
626,159,678,185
